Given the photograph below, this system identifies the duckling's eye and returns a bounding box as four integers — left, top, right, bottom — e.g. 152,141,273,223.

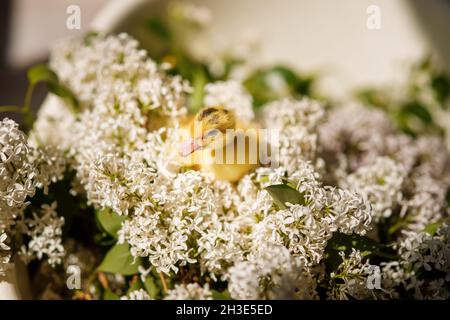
204,129,220,138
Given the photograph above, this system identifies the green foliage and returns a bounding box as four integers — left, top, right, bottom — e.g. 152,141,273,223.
431,74,450,106
395,101,442,137
244,65,315,108
1,64,78,132
211,289,231,300
127,278,144,294
97,243,142,275
423,218,450,236
47,81,79,112
27,64,59,85
25,170,79,239
146,17,172,42
83,31,99,46
423,222,440,236
28,64,79,112
324,232,384,271
103,288,120,300
356,57,450,137
188,65,208,113
265,184,305,210
144,275,161,299
95,209,126,239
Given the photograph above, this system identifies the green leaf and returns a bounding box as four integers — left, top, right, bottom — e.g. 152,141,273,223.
144,275,160,299
103,288,120,300
48,82,79,111
324,232,384,271
211,289,231,300
188,66,207,113
27,64,79,112
265,184,305,209
431,74,450,106
96,209,126,239
84,31,99,46
127,278,143,294
244,65,314,108
27,64,58,85
97,243,142,275
146,18,172,42
447,187,450,207
356,88,388,109
423,222,440,236
401,101,433,124
423,218,450,236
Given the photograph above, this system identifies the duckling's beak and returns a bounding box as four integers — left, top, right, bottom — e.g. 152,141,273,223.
179,138,202,156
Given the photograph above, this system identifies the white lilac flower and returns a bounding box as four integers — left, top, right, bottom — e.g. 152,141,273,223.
227,260,261,299
327,249,373,300
196,203,250,280
85,153,158,216
29,94,76,150
251,204,329,266
384,225,450,299
1,118,38,225
251,189,372,267
236,161,373,267
419,279,450,300
0,232,11,280
204,80,254,122
0,118,65,230
318,106,397,181
263,98,324,131
68,99,149,190
61,37,192,217
341,157,406,222
402,173,448,232
120,288,152,300
262,98,325,172
397,225,450,278
0,232,8,251
32,146,66,194
319,106,450,235
19,202,65,267
118,170,243,275
401,137,450,231
379,261,410,299
164,283,213,300
227,243,318,300
236,161,371,270
50,33,190,117
0,251,11,280
315,186,373,235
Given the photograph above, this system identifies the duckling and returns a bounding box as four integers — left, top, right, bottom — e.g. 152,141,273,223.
178,105,264,182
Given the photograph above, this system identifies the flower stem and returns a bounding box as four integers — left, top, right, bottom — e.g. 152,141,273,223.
159,272,169,293
22,84,36,130
23,84,35,114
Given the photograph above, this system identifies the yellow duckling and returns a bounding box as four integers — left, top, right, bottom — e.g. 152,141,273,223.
178,106,264,182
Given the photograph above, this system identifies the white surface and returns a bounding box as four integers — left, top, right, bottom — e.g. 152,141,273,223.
7,0,108,67
192,0,428,99
0,282,19,300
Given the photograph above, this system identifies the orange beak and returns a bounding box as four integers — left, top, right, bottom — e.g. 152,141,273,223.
179,138,202,156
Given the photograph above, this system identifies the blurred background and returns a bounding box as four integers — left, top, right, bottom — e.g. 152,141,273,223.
1,0,450,120
0,0,108,122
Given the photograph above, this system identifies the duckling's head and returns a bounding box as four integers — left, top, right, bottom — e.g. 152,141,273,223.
179,106,236,156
